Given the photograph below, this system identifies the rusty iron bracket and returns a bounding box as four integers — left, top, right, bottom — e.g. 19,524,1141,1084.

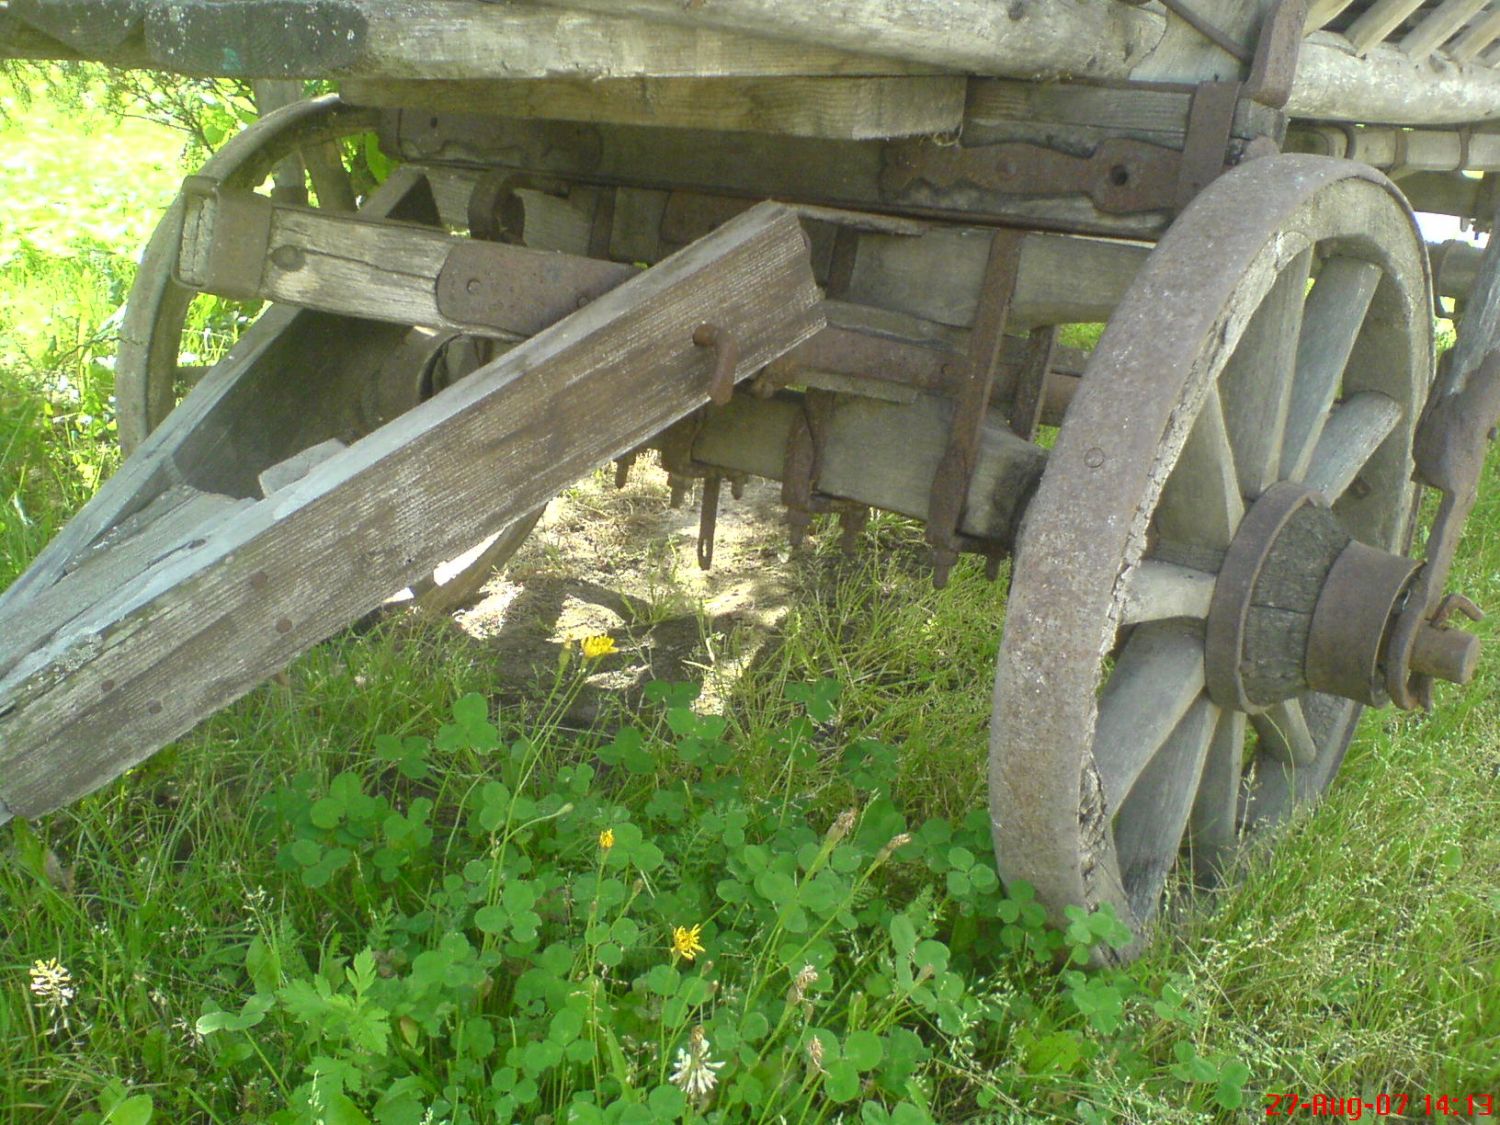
692,322,739,406
925,229,1024,588
1389,196,1500,707
1176,80,1243,210
780,389,838,546
697,473,722,569
882,137,1182,216
1172,0,1303,206
466,169,569,243
884,0,1303,223
175,176,275,301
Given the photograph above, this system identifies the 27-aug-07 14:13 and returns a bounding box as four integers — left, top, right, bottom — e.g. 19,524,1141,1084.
1266,1093,1496,1118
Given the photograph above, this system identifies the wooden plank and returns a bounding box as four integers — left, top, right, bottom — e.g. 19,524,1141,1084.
965,80,1195,138
1306,0,1361,31
1400,0,1489,59
340,76,968,140
846,227,1146,329
524,0,1163,81
1450,4,1500,60
1345,0,1428,52
0,201,822,820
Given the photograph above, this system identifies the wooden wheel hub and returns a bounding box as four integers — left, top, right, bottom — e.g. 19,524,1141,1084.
1204,481,1420,711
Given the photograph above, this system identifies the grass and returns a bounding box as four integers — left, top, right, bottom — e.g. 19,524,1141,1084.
1,79,1499,1124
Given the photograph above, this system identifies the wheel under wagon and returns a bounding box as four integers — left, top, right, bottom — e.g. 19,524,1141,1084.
1,0,1498,958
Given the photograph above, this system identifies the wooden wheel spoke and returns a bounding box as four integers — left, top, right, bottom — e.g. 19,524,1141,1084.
1251,697,1317,767
1219,248,1312,499
1155,384,1244,550
1113,696,1219,921
1119,560,1217,625
1188,710,1247,877
1282,258,1383,482
1303,390,1402,500
1094,622,1206,811
305,140,359,212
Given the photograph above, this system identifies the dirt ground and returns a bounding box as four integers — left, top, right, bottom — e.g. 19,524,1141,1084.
441,455,801,721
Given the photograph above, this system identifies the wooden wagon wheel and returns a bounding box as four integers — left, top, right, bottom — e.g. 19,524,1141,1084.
115,94,540,612
990,156,1432,952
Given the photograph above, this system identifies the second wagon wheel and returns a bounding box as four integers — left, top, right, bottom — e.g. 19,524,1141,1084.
115,94,540,612
990,156,1432,952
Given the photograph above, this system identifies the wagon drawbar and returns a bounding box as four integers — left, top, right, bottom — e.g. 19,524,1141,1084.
2,0,1499,956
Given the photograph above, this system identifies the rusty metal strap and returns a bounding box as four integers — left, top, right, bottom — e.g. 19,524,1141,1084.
175,177,274,301
1176,81,1242,210
925,229,1024,587
882,137,1182,216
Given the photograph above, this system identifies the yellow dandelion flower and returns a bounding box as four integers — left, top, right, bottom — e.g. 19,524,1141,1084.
599,827,615,850
671,923,706,962
581,634,617,659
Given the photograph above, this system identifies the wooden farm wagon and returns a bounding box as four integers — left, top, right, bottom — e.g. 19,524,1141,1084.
2,0,1498,955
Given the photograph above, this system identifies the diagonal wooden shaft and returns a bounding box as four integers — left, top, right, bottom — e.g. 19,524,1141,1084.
0,202,822,824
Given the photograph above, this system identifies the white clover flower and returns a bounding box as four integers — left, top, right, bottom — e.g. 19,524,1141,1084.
669,1026,724,1100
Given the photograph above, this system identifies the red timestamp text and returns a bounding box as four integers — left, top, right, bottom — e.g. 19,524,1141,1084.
1266,1093,1497,1118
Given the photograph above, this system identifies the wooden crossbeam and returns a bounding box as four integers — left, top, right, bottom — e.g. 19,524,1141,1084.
523,0,1163,81
174,182,1147,336
339,76,967,141
0,201,822,822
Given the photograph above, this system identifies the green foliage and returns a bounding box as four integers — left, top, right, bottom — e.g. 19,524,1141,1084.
53,678,1239,1124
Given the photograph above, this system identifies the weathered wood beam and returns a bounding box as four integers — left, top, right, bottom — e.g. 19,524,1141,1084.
522,0,1164,82
0,201,823,822
689,391,1048,541
1,0,939,78
340,76,967,140
1291,32,1500,123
